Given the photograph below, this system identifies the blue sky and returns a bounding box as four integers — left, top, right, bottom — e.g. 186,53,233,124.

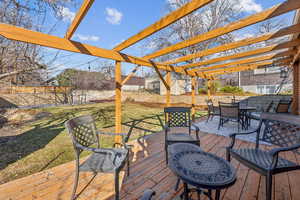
41,0,295,77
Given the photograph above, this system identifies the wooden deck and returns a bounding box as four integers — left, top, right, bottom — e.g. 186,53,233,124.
1,131,300,200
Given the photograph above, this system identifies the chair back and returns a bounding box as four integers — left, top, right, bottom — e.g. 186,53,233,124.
259,113,300,149
265,101,274,112
219,102,239,119
276,99,291,113
206,99,214,114
65,115,99,153
164,107,191,128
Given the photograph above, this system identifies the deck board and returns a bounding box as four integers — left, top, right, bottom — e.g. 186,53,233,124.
1,130,300,200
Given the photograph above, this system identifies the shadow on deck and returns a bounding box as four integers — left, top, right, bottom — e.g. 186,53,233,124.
1,129,300,200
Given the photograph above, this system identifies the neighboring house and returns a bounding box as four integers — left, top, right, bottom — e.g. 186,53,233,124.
240,66,292,94
145,74,192,95
121,75,145,91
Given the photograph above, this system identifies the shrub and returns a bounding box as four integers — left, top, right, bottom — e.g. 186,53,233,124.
220,85,243,94
198,88,207,94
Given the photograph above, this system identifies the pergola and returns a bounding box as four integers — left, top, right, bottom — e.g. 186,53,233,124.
1,0,300,142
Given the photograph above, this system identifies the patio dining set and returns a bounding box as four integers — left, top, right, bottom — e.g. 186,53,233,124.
64,98,300,200
206,98,293,132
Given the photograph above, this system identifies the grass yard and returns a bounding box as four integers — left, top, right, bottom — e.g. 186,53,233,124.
0,101,206,184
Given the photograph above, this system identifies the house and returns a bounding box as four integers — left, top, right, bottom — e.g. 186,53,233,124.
145,73,193,95
121,75,145,91
239,66,292,94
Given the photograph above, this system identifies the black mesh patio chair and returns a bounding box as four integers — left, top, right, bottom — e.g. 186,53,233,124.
65,115,130,200
248,101,274,124
275,99,292,113
226,113,300,200
164,107,200,164
218,102,244,132
206,99,220,122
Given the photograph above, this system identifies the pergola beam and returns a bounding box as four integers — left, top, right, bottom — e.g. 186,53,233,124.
0,23,200,78
113,0,213,51
65,0,95,39
162,23,300,65
144,0,300,60
180,39,300,70
205,59,292,75
192,49,296,73
121,65,140,86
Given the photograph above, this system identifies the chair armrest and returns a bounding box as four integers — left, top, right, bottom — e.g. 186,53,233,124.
269,144,300,156
75,143,117,155
227,129,260,149
140,189,155,200
268,144,300,169
96,131,130,148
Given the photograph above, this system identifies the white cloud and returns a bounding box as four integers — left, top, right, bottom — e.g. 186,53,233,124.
74,34,100,42
105,7,123,25
232,0,263,13
58,7,75,22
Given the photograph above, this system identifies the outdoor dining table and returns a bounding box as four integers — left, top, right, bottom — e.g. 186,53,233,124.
168,143,236,200
239,106,256,129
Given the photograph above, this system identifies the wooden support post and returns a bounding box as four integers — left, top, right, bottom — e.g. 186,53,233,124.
166,71,171,107
207,79,212,100
292,61,300,115
115,61,122,143
191,77,196,121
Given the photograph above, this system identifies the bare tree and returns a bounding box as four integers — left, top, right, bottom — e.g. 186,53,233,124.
0,0,76,84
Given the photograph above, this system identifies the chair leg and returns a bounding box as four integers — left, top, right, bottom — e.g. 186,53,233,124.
206,114,210,122
266,173,273,200
226,148,231,162
218,118,222,130
71,160,80,200
165,144,169,164
115,171,120,200
127,155,130,177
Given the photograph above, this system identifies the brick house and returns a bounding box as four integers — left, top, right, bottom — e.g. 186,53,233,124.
239,66,292,94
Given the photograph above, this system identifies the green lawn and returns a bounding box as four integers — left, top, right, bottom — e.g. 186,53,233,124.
0,102,206,184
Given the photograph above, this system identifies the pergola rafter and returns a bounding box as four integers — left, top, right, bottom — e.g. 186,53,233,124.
1,0,300,135
204,58,292,76
144,0,300,60
178,39,300,70
162,23,300,65
65,0,95,39
113,0,213,51
191,49,295,73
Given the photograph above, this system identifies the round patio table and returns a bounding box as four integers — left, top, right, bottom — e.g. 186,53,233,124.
168,143,236,200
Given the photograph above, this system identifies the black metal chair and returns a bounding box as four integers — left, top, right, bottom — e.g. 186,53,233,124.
65,115,130,200
248,100,274,123
164,107,200,164
226,113,300,200
276,99,292,113
218,102,244,132
206,99,220,122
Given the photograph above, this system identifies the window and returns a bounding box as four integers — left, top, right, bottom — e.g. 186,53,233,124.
254,66,281,75
256,85,278,94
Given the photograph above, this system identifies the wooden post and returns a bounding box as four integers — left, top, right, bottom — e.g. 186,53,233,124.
292,61,300,115
166,71,171,106
207,79,212,100
191,77,196,121
115,61,122,143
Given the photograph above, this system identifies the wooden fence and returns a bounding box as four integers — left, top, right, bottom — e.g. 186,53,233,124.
0,86,72,94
